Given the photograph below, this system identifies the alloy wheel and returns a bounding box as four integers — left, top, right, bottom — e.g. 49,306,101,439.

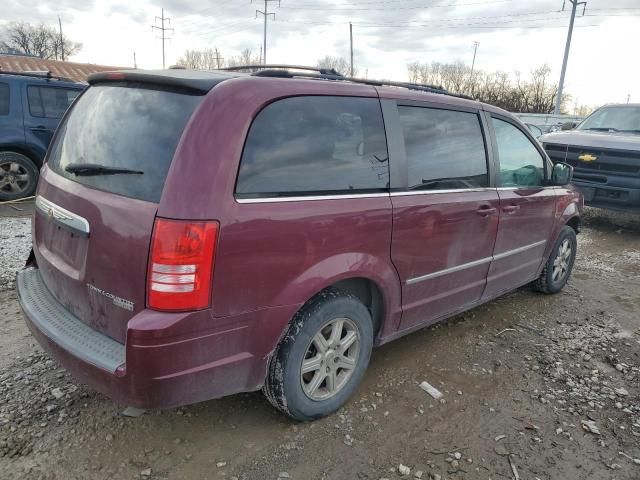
0,162,31,195
552,238,572,283
300,317,360,401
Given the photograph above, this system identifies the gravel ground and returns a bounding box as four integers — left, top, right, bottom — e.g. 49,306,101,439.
0,217,31,292
0,207,639,480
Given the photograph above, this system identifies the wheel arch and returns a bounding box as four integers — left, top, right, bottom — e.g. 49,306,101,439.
0,145,43,168
565,214,580,233
271,253,402,343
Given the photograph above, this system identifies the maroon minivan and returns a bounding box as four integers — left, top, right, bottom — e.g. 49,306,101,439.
17,67,582,420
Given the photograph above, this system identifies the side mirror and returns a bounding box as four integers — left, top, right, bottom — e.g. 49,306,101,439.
551,162,573,186
560,121,577,131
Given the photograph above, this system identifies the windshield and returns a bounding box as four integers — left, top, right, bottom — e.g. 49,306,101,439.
578,106,640,133
47,84,202,203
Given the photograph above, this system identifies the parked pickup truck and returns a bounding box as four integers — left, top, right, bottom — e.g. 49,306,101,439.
540,103,640,212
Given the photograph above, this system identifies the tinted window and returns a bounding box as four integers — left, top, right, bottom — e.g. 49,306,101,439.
492,118,545,188
0,83,8,115
236,96,389,196
48,85,202,203
27,86,81,119
398,106,488,190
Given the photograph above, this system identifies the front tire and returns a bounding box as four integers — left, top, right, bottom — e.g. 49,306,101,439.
533,225,577,294
0,152,39,201
263,288,374,421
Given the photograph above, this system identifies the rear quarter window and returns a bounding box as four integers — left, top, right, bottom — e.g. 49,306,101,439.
47,84,202,203
236,96,389,197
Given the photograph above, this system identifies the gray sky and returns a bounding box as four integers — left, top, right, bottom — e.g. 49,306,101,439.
3,0,640,108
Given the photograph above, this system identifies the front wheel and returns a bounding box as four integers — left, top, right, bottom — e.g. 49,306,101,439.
532,225,577,294
263,288,373,421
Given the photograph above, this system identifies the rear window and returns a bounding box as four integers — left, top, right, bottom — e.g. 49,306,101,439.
48,84,202,203
236,96,389,197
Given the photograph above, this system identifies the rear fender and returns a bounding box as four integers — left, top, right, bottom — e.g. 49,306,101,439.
272,252,402,340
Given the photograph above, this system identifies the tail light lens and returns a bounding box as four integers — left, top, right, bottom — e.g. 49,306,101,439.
147,218,219,312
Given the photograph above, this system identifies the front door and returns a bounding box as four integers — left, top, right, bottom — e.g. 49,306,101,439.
389,103,500,331
483,115,557,299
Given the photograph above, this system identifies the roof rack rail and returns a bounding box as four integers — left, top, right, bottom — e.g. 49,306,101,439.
221,64,343,77
219,64,473,100
346,77,472,100
0,69,75,83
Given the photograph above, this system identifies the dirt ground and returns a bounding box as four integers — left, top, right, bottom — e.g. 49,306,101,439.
1,205,639,480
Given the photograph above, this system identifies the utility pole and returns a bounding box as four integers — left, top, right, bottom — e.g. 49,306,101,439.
58,17,65,61
469,41,479,96
470,41,479,78
133,51,137,69
554,0,587,114
255,0,280,64
213,48,223,69
349,22,354,77
152,8,174,69
627,94,631,104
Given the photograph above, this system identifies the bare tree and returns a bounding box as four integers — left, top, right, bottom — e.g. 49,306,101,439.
227,48,262,68
1,22,81,60
406,61,570,114
176,47,225,70
317,56,358,76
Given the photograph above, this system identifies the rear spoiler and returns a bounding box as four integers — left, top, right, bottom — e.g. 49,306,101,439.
87,69,242,94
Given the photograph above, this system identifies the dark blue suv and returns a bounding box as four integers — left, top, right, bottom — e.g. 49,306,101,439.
0,71,84,200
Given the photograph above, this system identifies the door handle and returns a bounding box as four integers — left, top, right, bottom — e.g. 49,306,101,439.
503,205,520,214
31,126,49,132
476,206,496,217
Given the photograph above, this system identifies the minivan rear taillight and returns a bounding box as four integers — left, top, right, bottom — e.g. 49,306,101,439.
147,218,219,312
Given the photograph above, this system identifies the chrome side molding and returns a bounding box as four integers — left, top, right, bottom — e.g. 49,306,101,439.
35,196,90,237
407,240,547,285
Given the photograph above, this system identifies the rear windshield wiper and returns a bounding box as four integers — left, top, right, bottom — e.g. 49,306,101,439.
65,164,144,176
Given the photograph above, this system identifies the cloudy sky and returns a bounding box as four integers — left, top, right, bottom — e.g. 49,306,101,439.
3,0,639,108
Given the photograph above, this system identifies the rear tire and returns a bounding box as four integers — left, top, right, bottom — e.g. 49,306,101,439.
0,152,39,201
532,225,577,294
263,288,373,421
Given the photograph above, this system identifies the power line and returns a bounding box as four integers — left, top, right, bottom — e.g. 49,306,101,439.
273,17,599,29
254,0,281,64
171,0,246,23
555,0,587,115
180,18,253,37
280,0,510,11
184,10,562,38
152,8,174,69
177,6,634,40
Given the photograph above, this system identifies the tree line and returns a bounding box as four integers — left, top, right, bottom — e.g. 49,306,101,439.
176,47,262,70
408,61,576,114
1,22,81,60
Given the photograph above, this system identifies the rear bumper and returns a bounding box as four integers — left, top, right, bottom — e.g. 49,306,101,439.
17,268,297,409
573,176,640,212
